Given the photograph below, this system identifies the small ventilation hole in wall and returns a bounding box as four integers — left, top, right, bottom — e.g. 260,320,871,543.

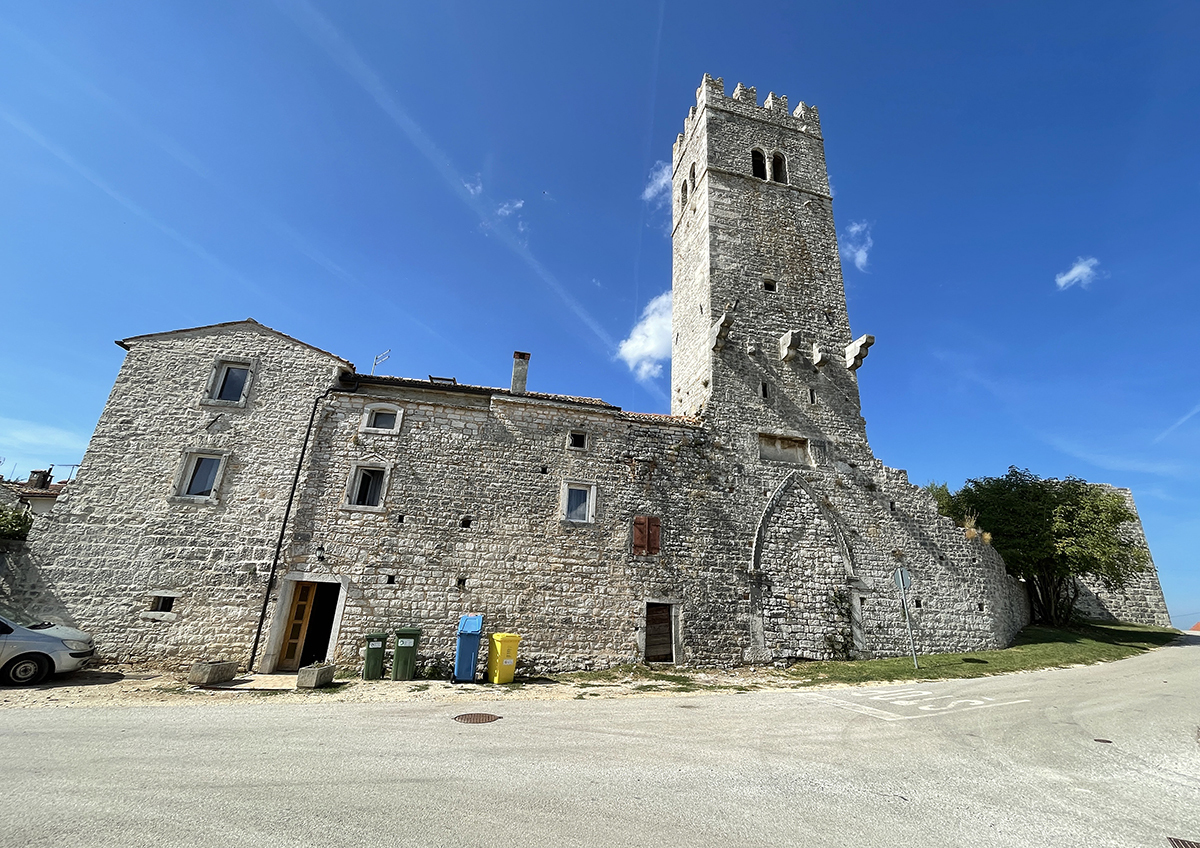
460,516,472,528
763,279,777,292
457,577,467,590
540,466,548,474
386,575,395,585
977,602,985,612
397,514,405,524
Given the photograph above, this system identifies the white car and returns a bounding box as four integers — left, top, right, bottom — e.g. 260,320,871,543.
0,601,95,685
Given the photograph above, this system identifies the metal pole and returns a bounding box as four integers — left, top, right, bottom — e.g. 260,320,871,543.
899,581,919,670
247,383,344,671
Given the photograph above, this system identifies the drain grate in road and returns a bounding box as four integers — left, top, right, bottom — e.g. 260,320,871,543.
453,713,501,724
1167,839,1200,848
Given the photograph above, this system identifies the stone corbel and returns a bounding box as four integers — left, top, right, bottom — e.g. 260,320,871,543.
845,334,875,371
811,343,829,368
709,313,734,352
778,330,803,362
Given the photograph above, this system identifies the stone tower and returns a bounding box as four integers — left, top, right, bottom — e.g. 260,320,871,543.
670,74,874,460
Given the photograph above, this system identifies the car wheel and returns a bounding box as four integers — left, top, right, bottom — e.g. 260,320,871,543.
2,653,50,686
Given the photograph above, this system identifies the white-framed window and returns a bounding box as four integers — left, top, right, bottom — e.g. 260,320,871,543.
360,403,403,435
345,464,389,511
561,481,597,523
203,358,255,406
172,450,230,503
567,431,588,451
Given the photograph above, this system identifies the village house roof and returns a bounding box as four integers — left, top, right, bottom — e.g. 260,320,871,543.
117,318,355,369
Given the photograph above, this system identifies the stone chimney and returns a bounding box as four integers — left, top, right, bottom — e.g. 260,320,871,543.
28,469,52,490
511,351,530,395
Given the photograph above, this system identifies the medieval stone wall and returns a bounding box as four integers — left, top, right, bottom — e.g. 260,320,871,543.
15,324,348,666
1073,488,1171,627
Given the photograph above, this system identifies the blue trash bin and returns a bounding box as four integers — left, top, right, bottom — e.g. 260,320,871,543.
452,614,484,683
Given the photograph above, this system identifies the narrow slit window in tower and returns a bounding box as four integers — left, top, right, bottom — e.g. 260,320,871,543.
751,149,767,179
771,153,787,183
689,163,696,190
680,181,688,207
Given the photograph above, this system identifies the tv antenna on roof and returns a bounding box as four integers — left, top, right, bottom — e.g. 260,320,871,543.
370,349,391,375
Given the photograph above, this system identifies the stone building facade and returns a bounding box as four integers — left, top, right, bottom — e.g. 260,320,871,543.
9,76,1167,673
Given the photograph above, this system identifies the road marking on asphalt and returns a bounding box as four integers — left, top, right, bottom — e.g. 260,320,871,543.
810,687,1031,721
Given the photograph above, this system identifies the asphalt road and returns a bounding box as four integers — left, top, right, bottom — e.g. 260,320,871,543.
3,635,1199,848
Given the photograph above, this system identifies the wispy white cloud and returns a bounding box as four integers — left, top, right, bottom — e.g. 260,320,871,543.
496,199,524,217
1045,435,1188,479
618,291,672,381
463,175,483,196
0,108,263,295
840,221,873,272
1153,401,1200,443
283,1,615,351
1055,256,1100,290
641,160,672,207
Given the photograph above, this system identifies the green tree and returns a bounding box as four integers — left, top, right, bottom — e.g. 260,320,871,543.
948,467,1149,626
0,504,34,541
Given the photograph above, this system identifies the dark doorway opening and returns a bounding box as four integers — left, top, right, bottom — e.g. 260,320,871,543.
278,581,341,672
645,602,674,662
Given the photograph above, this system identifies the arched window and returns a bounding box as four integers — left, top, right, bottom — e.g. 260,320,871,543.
680,180,688,207
751,149,767,180
771,153,787,183
689,163,696,190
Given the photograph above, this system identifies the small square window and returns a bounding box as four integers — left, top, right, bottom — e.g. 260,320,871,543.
215,366,249,401
348,466,386,508
763,279,778,293
567,432,587,450
370,410,396,430
149,596,175,613
204,361,253,405
563,483,595,523
185,457,221,497
760,381,771,400
361,405,403,434
175,453,226,501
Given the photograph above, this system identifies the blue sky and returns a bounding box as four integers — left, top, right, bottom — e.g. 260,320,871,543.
1,2,1197,628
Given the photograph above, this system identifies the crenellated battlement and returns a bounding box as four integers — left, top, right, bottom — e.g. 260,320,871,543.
677,74,823,161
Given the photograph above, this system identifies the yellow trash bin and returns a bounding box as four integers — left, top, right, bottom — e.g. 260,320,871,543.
486,633,521,684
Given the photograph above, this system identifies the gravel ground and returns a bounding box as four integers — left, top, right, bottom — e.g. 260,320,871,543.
0,664,800,709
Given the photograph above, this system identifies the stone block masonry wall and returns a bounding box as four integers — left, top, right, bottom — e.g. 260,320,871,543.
280,384,745,673
1073,488,1171,627
21,323,349,667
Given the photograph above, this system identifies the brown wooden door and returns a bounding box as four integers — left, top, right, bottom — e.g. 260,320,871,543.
645,603,674,662
278,582,317,672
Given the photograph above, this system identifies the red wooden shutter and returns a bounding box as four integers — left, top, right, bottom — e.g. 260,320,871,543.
632,516,647,554
647,516,661,554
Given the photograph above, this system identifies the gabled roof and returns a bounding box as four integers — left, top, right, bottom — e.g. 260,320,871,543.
117,318,354,368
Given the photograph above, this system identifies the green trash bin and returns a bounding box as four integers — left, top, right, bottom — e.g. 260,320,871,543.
391,627,422,681
363,632,388,680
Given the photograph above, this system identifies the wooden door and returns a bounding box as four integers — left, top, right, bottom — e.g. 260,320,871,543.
645,603,674,662
278,582,317,672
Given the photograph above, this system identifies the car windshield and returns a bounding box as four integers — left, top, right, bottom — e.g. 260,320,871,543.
0,600,53,628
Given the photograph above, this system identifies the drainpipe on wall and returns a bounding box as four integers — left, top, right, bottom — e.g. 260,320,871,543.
247,378,356,671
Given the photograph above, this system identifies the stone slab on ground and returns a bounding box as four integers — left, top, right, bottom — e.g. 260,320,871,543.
186,661,238,685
